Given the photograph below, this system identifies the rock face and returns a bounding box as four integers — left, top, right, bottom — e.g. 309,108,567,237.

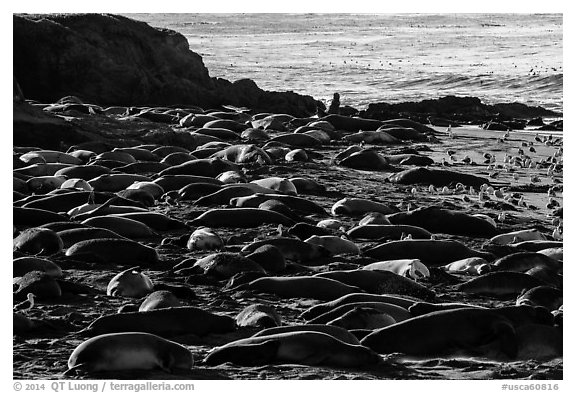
360,95,562,124
13,13,320,116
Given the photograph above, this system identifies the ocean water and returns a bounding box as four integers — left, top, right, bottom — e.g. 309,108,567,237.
127,13,563,113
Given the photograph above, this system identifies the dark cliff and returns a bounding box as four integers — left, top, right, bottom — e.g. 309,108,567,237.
13,13,320,116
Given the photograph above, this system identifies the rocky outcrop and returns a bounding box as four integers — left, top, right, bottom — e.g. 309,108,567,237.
360,95,562,124
13,13,320,117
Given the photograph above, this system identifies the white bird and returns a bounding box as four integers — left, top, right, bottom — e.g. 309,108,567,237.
497,212,506,222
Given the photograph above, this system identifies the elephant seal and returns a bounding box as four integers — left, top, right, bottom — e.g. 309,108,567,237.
187,227,224,251
365,239,494,266
243,276,363,301
189,208,295,228
301,293,418,321
82,306,235,337
153,175,223,193
67,332,193,374
386,206,498,238
304,235,360,255
235,304,282,328
251,177,297,195
244,245,286,273
13,206,67,228
88,174,151,192
314,270,435,300
322,114,385,132
308,301,411,325
288,177,326,194
126,181,165,199
109,212,189,231
327,307,397,330
230,193,327,216
204,331,381,367
360,308,518,358
14,271,62,301
337,149,394,171
81,216,157,239
388,167,489,188
13,228,63,255
60,178,93,191
139,290,182,312
331,198,398,216
346,224,432,240
107,268,154,298
13,256,63,278
211,144,272,164
251,324,360,345
193,252,265,278
516,286,562,311
456,272,547,297
241,237,330,263
443,257,492,275
493,252,562,273
57,227,124,248
489,229,547,245
161,152,196,166
408,301,486,317
362,259,430,280
510,240,563,252
157,157,239,177
358,212,391,226
176,182,222,201
65,238,159,265
537,247,563,262
342,130,400,144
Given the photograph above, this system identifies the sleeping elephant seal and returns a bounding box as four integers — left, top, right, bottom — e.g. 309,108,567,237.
82,306,236,338
361,308,518,359
204,331,381,368
388,167,489,188
67,332,193,374
386,206,498,238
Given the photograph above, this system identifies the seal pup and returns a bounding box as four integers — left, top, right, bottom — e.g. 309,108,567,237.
204,331,381,368
250,177,297,195
13,227,63,255
67,332,193,374
81,216,157,239
13,256,63,278
187,227,224,251
488,229,547,245
443,257,492,275
235,304,282,328
139,290,182,312
304,235,360,255
245,245,286,273
107,268,154,298
331,198,398,216
516,286,562,311
192,252,265,278
360,308,518,359
362,259,430,280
